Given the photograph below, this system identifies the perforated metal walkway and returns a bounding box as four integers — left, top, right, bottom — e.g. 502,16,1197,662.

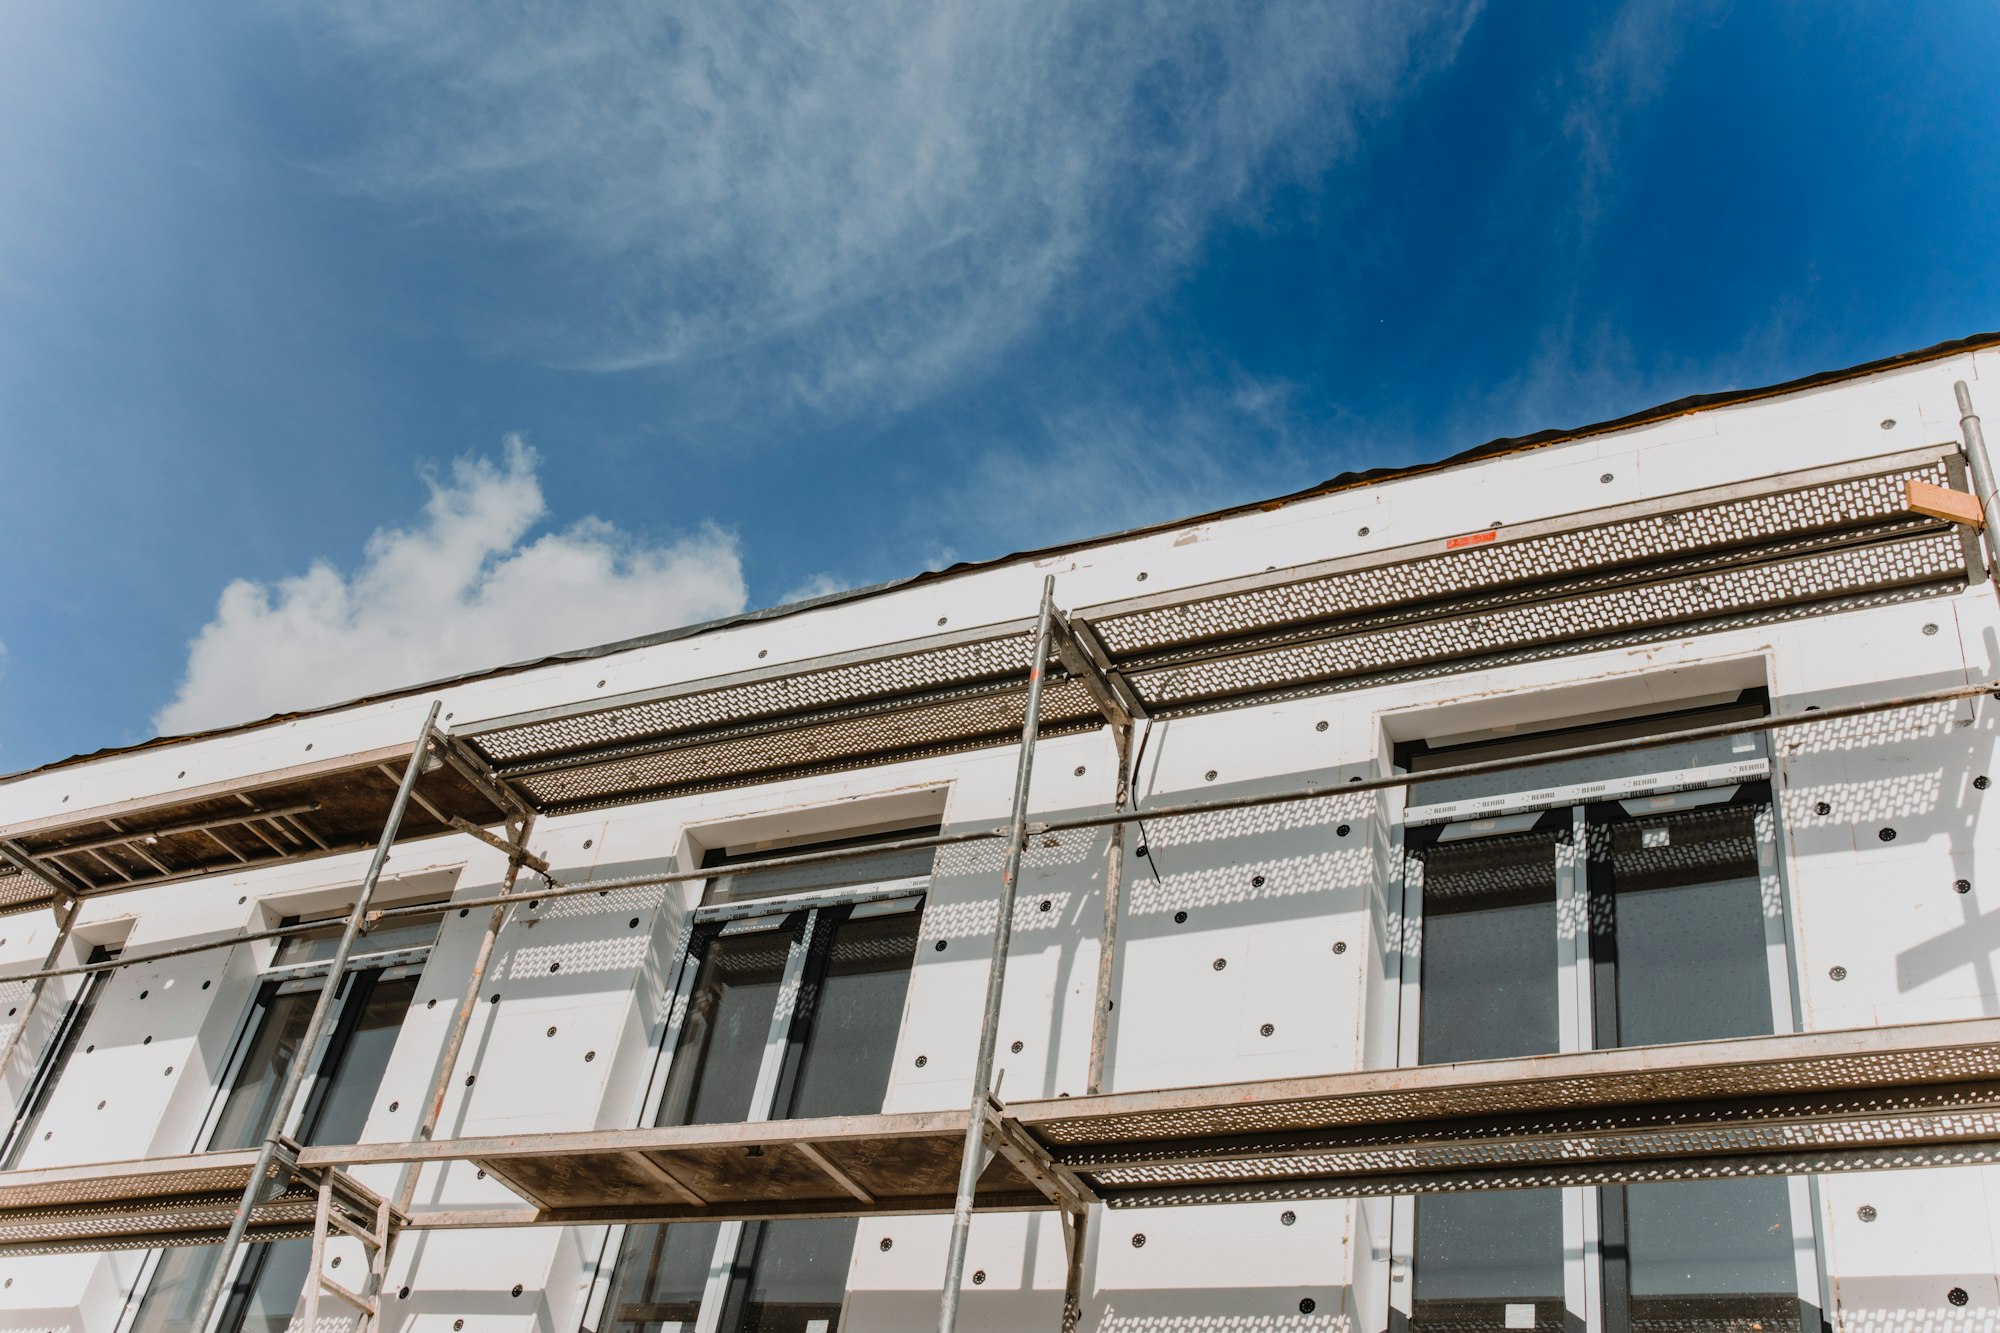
6,1019,1984,1252
0,1148,396,1256
455,447,1975,814
1017,1017,2000,1206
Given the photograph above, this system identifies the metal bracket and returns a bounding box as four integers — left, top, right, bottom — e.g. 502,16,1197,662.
981,1097,1097,1215
434,730,537,826
445,818,552,876
1051,613,1146,729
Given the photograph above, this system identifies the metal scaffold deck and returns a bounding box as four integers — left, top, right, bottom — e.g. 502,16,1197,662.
5,1017,1996,1239
0,1149,396,1256
3,413,2000,1333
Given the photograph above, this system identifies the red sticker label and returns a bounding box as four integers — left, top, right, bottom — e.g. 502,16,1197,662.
1445,530,1497,550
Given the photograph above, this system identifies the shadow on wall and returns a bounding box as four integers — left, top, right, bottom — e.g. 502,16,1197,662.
1827,1276,1999,1331
840,1287,1355,1332
927,783,1373,940
1775,667,2000,1018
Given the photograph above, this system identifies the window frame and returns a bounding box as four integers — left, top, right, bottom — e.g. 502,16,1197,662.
114,905,445,1333
1387,740,1827,1333
578,854,931,1333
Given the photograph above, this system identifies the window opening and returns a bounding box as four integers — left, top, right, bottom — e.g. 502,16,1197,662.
1404,822,1569,1333
2,944,120,1169
1588,798,1773,1050
126,906,441,1333
1585,786,1805,1333
591,834,930,1333
1409,820,1565,1065
1396,728,1818,1332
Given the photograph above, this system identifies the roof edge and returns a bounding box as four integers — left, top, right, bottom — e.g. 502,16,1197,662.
11,327,1998,784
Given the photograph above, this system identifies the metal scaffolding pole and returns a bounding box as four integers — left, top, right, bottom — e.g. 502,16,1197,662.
392,810,539,1215
1085,722,1133,1097
184,701,441,1333
1957,381,2000,608
0,890,77,1105
937,575,1056,1333
1059,1205,1090,1333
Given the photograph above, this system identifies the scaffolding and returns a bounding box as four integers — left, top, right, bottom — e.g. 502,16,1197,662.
4,402,2000,1333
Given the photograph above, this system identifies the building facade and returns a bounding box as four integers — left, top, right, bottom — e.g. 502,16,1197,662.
3,336,2000,1333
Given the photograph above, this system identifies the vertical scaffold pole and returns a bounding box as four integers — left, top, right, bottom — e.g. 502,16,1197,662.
393,809,539,1215
1085,722,1132,1097
1956,381,2000,610
0,887,79,1100
1060,1205,1091,1332
937,575,1056,1333
186,700,441,1333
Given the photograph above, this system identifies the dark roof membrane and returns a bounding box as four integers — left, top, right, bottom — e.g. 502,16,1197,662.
12,328,2000,784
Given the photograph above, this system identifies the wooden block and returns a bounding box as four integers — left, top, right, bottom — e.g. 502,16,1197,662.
1907,479,1985,529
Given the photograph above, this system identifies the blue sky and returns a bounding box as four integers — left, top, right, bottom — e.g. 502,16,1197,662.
2,1,1997,771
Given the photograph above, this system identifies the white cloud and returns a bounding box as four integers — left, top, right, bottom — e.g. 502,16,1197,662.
777,573,849,605
298,0,1477,410
155,438,746,735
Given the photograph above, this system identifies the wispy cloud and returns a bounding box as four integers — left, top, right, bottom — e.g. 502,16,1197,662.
912,374,1327,560
299,0,1477,411
1562,0,1727,233
155,439,745,734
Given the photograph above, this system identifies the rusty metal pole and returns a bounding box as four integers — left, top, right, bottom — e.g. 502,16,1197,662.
392,810,539,1214
938,575,1056,1333
1956,381,2000,608
0,891,78,1103
1060,1205,1091,1332
186,701,441,1333
1085,723,1132,1097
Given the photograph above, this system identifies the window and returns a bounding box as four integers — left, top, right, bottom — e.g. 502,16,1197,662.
586,836,930,1333
1393,700,1822,1333
125,907,443,1333
2,945,120,1168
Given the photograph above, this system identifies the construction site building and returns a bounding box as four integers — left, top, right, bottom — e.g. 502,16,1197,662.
4,334,2000,1333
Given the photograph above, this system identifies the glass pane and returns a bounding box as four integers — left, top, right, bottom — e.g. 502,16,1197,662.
600,1221,724,1333
230,1239,314,1333
1416,831,1560,1064
704,844,935,908
207,988,318,1151
126,1242,294,1333
726,1218,856,1333
128,1246,221,1333
782,911,921,1119
656,930,795,1128
1623,1178,1800,1331
602,930,795,1333
3,970,111,1168
1603,806,1773,1047
307,974,421,1145
713,912,922,1332
272,913,442,968
1412,1191,1565,1332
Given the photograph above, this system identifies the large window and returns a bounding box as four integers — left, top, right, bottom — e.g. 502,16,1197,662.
585,838,931,1333
125,908,442,1333
1394,698,1822,1333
